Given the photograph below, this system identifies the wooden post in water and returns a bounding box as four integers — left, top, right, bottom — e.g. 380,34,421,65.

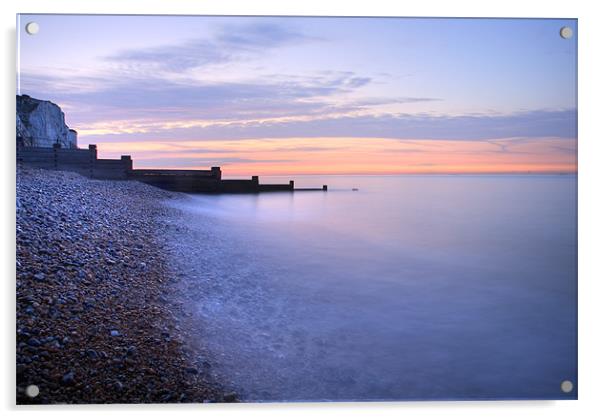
323,185,328,191
289,180,295,190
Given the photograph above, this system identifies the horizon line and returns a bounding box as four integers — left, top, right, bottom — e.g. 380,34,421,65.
219,171,578,177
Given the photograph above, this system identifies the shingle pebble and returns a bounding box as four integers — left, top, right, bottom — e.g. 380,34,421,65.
16,166,233,404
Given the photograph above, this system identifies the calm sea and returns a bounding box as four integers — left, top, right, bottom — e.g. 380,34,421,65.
166,175,577,401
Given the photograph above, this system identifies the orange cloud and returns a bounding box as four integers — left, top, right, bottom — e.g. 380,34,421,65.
88,137,576,175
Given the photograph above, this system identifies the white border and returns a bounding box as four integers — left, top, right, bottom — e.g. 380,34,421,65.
2,1,601,418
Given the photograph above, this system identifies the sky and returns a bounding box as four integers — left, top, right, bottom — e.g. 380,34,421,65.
17,15,577,175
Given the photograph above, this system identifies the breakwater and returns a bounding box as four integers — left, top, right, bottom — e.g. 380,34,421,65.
17,144,327,193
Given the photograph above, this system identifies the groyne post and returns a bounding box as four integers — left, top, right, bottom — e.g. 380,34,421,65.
121,155,133,171
88,144,97,159
52,142,60,170
211,166,222,180
323,185,328,191
89,144,97,177
289,180,294,190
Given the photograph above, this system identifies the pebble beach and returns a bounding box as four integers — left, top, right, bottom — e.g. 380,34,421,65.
16,166,233,404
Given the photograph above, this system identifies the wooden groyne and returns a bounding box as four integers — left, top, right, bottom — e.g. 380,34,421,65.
16,144,130,180
17,144,327,194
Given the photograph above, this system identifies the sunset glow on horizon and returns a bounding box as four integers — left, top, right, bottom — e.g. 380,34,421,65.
89,136,575,176
18,15,577,175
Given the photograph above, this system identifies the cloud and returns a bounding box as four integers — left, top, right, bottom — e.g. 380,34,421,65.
134,156,297,168
215,22,314,48
346,77,372,88
352,97,442,106
105,22,315,71
20,68,440,129
20,67,574,143
17,19,574,145
18,20,443,136
76,108,577,143
98,136,576,174
250,109,574,141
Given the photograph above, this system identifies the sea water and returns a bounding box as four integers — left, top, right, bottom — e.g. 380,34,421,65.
166,175,577,401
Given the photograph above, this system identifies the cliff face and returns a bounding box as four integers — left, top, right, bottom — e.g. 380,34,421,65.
17,95,77,148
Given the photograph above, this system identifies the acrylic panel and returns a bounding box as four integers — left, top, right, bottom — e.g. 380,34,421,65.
16,14,577,404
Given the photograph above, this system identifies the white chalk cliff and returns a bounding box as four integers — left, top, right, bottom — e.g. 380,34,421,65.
17,95,77,148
